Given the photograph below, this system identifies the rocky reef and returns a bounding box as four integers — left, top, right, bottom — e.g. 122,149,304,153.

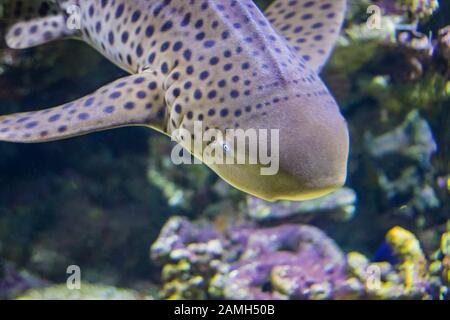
0,261,47,299
247,188,357,223
151,216,449,300
151,216,350,300
428,229,450,299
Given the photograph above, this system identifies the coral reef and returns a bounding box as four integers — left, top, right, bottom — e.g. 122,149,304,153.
364,110,439,217
213,225,352,300
152,218,450,300
347,226,429,299
150,216,224,299
346,226,450,300
247,188,357,222
428,230,450,299
0,261,47,299
151,216,355,300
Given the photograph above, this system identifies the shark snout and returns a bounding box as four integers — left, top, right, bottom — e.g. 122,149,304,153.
209,90,350,202
273,93,350,200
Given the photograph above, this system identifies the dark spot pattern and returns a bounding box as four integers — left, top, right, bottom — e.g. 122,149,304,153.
0,72,166,141
265,0,346,70
6,13,71,49
0,0,344,146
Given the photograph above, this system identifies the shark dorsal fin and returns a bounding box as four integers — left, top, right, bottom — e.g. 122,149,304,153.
265,0,347,72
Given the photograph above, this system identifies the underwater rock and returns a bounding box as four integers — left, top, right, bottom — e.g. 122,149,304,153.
365,110,439,216
397,30,434,54
0,261,47,299
151,217,357,300
16,283,149,300
428,231,450,299
150,217,222,265
247,188,357,222
218,225,351,300
152,217,450,299
152,216,450,300
150,216,224,300
153,216,450,300
366,110,436,164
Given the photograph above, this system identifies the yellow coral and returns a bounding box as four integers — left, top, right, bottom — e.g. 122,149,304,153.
386,226,424,261
399,0,440,19
441,232,450,285
386,227,428,294
442,232,450,256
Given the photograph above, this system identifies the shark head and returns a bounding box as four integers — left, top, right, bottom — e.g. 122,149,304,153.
207,79,349,202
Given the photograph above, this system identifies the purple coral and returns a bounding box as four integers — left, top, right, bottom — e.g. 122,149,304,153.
223,225,349,300
151,218,354,300
375,0,404,15
0,262,47,299
151,216,221,263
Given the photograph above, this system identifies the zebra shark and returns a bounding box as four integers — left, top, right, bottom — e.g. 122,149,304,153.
1,0,349,202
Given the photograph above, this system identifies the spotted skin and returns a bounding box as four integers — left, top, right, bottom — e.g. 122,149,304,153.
0,0,350,202
4,0,79,49
265,0,347,72
6,14,77,49
1,72,166,142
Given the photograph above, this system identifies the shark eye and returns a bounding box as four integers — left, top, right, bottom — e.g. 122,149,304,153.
223,143,230,152
222,142,235,158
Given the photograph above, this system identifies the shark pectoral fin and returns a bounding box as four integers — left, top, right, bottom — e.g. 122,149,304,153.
265,0,347,72
6,15,77,49
0,72,167,143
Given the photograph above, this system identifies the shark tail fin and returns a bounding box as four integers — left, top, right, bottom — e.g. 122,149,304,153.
0,72,167,143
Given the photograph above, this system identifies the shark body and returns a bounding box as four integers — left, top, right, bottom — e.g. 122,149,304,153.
1,0,349,201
